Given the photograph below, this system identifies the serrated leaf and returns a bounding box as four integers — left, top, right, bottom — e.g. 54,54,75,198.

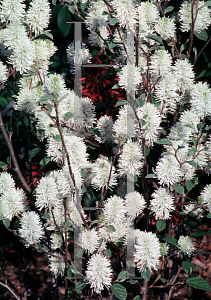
197,123,203,131
188,148,197,157
111,284,127,300
64,111,73,119
141,268,151,281
105,249,111,257
133,296,141,300
187,161,198,168
91,220,98,226
165,6,174,13
191,230,207,237
3,219,10,228
75,281,86,294
191,136,197,146
110,18,117,25
182,261,196,274
156,138,173,146
57,6,72,37
130,280,136,285
137,99,144,107
39,94,52,103
98,238,103,248
115,100,127,107
53,134,62,142
159,277,166,283
186,277,211,290
173,184,184,195
207,212,211,218
42,30,53,40
36,243,43,253
156,219,166,232
41,212,51,220
91,127,102,137
146,34,164,45
145,173,156,178
185,181,193,191
162,237,178,246
108,225,116,232
118,271,128,280
39,156,51,169
0,161,7,168
29,148,40,159
194,30,208,41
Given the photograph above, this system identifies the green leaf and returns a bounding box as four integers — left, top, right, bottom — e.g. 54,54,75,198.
0,161,7,168
7,156,11,165
156,219,166,232
109,41,119,49
207,212,211,218
159,277,166,283
64,111,73,119
118,271,128,280
111,284,127,300
115,100,127,107
187,161,198,168
39,94,52,103
194,30,208,41
197,123,203,131
110,18,117,25
156,139,173,146
137,99,144,107
75,281,86,294
165,6,174,13
130,280,136,285
141,268,151,281
98,238,103,248
41,212,51,220
53,134,62,142
188,148,197,157
191,136,197,146
29,148,40,159
186,277,211,290
91,220,98,226
14,220,21,228
42,30,53,40
191,230,207,237
133,296,141,300
57,6,72,38
108,225,116,232
112,84,120,89
36,243,43,253
77,248,84,258
173,184,184,195
145,146,150,157
3,219,10,228
185,181,193,191
182,261,196,274
105,249,111,257
39,156,51,169
145,173,156,178
91,127,102,137
146,34,164,45
162,237,178,246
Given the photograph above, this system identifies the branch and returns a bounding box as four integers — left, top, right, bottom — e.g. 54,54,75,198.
0,281,21,300
0,111,31,194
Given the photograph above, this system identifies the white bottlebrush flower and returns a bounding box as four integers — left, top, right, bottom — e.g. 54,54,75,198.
200,184,211,212
190,82,211,118
95,115,115,144
125,191,146,219
118,139,143,176
112,0,137,31
118,65,142,93
155,17,176,40
167,122,190,143
74,97,96,130
150,50,172,77
91,156,117,191
85,0,108,32
155,72,178,114
0,60,8,84
134,230,160,272
0,188,26,221
99,221,127,244
78,228,99,254
103,195,126,225
36,175,59,210
44,73,66,96
173,59,195,93
160,243,170,256
0,0,25,24
67,41,91,74
35,109,58,140
34,39,57,75
155,154,182,186
19,211,44,247
0,172,15,194
183,203,203,220
88,25,110,48
16,84,43,113
113,105,138,139
178,236,195,256
179,1,211,33
180,110,200,134
50,233,63,250
136,103,161,146
86,254,112,294
26,0,51,36
150,188,174,220
48,206,65,230
49,255,65,277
